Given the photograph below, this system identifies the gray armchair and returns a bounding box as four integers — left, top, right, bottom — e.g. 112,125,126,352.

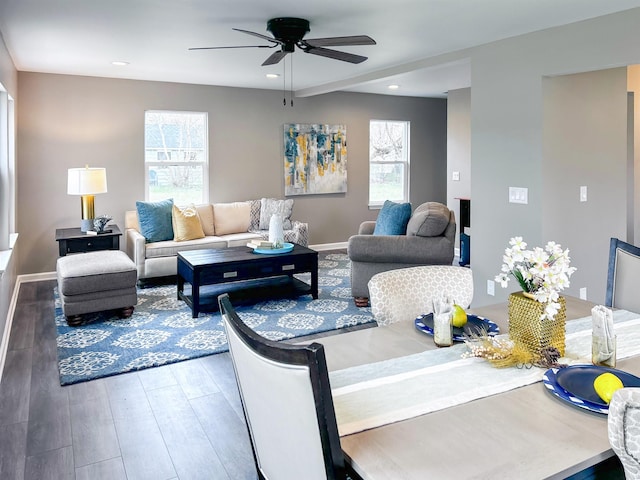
348,202,456,306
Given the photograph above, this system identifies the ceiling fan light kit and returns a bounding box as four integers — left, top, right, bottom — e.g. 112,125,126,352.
189,17,376,66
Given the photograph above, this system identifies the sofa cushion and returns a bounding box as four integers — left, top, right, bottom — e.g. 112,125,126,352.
373,200,412,236
196,204,215,236
172,204,205,242
136,199,174,243
259,198,293,230
406,202,450,237
213,202,251,235
145,237,228,259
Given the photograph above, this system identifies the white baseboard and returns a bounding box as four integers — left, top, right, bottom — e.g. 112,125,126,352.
21,271,56,282
309,242,348,251
0,274,25,385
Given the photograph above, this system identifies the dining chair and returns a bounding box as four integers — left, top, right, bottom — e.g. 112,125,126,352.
368,265,474,326
608,387,640,479
218,293,352,480
606,237,640,313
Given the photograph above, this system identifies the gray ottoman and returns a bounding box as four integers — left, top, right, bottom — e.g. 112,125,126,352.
57,250,138,326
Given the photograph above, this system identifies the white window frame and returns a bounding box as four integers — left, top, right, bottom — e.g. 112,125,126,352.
0,85,15,251
368,120,410,208
144,110,209,204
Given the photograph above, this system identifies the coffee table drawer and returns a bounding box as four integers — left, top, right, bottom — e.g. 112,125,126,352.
199,259,309,283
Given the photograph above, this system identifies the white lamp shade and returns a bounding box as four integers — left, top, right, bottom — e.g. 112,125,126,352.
67,167,108,195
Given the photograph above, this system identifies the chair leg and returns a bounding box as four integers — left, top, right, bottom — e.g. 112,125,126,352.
66,315,83,327
118,306,135,318
353,297,369,307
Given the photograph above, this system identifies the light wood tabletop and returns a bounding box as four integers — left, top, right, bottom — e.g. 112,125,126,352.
314,296,636,480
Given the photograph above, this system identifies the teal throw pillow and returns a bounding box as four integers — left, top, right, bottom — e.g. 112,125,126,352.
373,200,412,235
136,198,174,243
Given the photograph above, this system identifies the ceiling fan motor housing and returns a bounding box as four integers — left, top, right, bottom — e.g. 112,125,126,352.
267,17,310,51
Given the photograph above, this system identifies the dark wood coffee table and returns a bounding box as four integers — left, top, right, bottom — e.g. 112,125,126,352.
177,244,318,317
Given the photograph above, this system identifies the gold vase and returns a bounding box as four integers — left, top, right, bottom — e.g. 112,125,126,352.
508,292,566,358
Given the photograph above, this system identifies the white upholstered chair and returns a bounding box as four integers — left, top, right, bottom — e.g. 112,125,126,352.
608,388,640,479
368,265,473,326
606,237,640,313
218,293,350,480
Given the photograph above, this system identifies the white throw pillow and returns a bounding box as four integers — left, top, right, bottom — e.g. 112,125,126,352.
213,202,251,235
259,198,293,230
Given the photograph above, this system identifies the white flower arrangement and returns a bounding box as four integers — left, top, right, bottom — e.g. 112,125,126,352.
495,237,577,321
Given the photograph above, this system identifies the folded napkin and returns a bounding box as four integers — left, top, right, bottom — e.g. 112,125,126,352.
433,296,453,317
432,296,453,346
592,305,615,360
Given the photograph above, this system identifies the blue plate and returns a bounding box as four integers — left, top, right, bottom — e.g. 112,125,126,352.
415,313,499,342
555,365,640,407
543,367,610,414
252,242,294,255
543,365,640,414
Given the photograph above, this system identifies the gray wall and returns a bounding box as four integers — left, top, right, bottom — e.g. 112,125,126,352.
469,8,640,306
446,88,471,252
542,68,628,304
17,72,447,274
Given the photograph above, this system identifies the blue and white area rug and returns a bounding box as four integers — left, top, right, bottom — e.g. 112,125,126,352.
54,252,375,385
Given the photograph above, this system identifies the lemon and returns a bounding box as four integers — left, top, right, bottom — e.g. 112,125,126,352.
451,304,467,328
593,372,624,404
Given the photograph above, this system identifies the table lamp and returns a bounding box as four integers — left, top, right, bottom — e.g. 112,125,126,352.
67,166,108,232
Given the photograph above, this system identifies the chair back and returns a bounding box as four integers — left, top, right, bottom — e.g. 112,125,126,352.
608,387,640,479
606,238,640,313
218,293,347,480
368,265,473,326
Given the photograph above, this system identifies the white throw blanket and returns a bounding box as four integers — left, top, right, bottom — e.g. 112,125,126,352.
330,310,640,436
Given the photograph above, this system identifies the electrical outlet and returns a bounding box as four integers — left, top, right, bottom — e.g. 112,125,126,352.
487,280,495,296
579,287,587,300
452,171,460,181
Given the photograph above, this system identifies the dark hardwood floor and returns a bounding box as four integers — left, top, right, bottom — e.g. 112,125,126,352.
0,279,257,480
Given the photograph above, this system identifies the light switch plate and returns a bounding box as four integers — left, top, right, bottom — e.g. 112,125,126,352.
487,280,495,296
452,171,460,181
509,187,528,204
580,186,587,202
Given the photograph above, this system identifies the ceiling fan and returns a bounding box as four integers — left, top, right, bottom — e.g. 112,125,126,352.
189,17,376,66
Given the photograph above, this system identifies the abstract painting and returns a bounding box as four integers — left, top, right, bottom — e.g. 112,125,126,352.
284,124,347,195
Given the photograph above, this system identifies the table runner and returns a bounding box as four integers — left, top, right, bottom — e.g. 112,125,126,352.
330,309,640,436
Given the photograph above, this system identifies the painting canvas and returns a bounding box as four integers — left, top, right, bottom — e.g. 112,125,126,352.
284,124,347,195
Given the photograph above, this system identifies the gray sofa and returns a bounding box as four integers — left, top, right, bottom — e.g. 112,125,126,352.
347,202,456,306
125,198,309,282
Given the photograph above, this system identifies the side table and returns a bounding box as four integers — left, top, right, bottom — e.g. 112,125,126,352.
55,225,122,256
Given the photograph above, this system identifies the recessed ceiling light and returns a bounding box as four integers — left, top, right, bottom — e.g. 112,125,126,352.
266,73,280,79
111,61,129,66
388,84,400,90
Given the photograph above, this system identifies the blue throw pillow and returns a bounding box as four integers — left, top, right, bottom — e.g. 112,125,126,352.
373,200,412,235
136,199,174,243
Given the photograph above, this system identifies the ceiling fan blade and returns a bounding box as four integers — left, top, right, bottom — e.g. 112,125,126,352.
189,45,275,51
305,46,368,64
262,50,289,66
304,35,376,47
233,28,281,44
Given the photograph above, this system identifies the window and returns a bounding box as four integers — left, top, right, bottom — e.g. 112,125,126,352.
144,111,208,204
0,84,15,251
369,120,410,207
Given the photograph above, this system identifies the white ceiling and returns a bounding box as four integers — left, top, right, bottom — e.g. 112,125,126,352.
1,0,640,98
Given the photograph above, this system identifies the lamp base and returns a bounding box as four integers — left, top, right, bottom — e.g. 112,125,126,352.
80,218,94,233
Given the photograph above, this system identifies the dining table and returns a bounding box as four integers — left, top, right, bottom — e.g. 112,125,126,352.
311,296,640,480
